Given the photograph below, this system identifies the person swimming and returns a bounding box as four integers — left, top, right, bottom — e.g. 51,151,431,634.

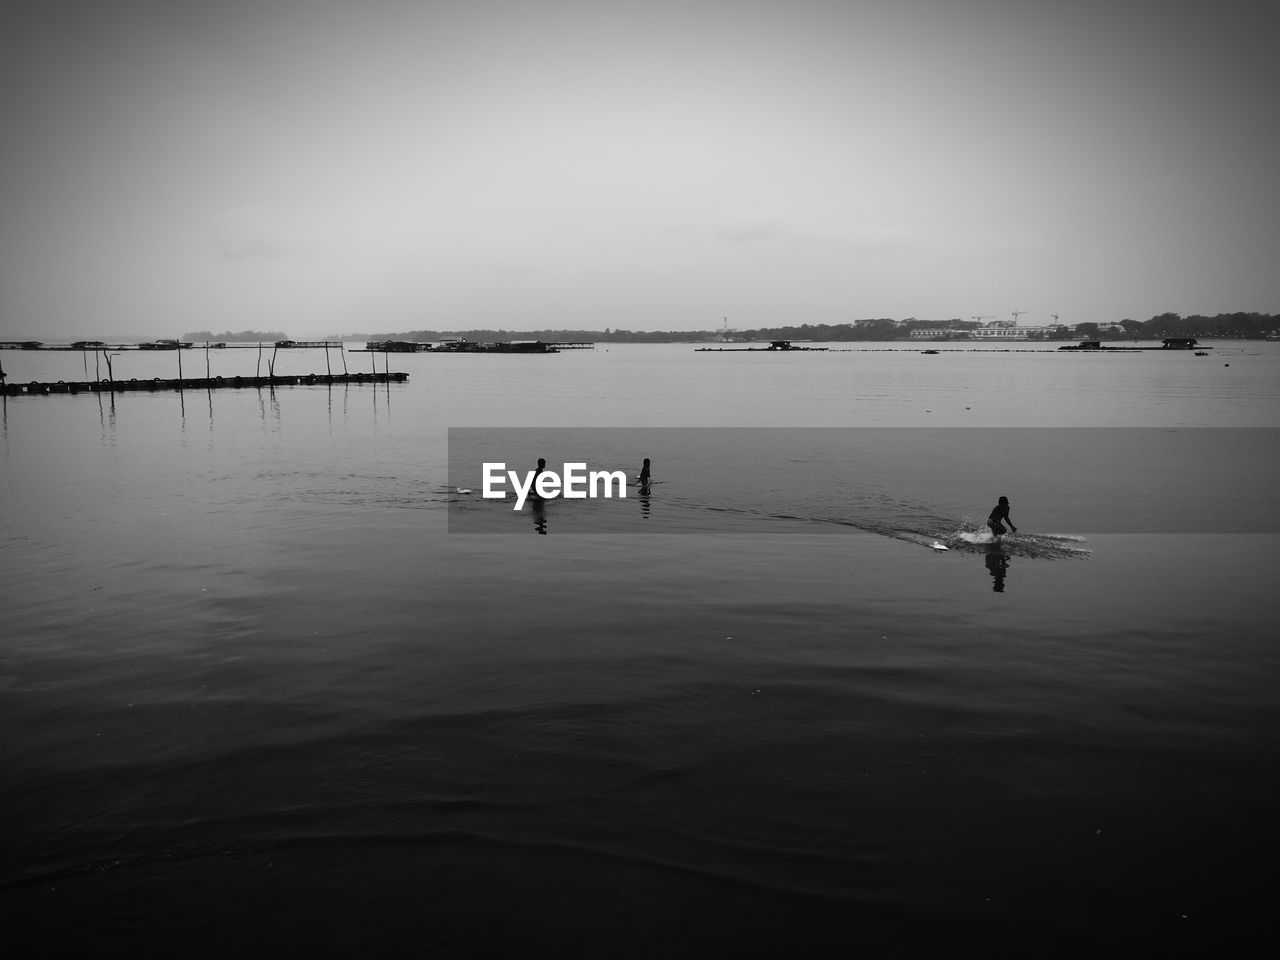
987,496,1017,539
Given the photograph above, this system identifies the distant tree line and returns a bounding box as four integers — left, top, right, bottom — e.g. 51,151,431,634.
349,312,1278,344
182,329,290,342
353,323,906,343
1126,312,1278,340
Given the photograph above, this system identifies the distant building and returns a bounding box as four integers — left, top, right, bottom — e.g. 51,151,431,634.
971,324,1026,339
913,322,1066,341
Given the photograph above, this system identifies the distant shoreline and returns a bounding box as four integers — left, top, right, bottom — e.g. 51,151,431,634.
6,313,1276,347
331,313,1279,345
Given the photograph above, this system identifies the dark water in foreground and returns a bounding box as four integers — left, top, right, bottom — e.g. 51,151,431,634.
3,343,1278,955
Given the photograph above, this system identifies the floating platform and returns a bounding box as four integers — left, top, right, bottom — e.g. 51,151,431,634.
696,340,829,352
1058,338,1208,352
3,372,407,396
359,339,581,354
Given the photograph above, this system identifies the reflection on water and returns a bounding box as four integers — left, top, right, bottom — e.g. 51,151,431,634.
96,388,116,439
984,545,1010,592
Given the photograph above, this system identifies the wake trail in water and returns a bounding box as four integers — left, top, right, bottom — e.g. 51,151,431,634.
440,478,1090,557
800,510,1089,560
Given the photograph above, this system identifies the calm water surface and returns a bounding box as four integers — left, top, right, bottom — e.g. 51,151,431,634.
3,342,1278,956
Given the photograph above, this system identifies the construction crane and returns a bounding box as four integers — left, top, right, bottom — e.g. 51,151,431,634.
1011,310,1026,324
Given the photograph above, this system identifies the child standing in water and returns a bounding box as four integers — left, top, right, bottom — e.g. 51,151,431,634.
987,496,1017,539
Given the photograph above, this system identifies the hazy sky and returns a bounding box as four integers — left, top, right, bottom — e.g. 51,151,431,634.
2,0,1276,339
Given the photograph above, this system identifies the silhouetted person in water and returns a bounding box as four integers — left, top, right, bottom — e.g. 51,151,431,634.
637,458,652,519
531,458,548,533
987,496,1017,540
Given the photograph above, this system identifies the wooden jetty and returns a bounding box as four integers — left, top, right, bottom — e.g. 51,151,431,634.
1,340,344,352
3,372,407,397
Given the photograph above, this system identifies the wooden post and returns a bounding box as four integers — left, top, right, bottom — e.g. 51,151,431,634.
205,342,211,379
325,342,332,376
177,346,183,380
340,343,348,374
257,342,262,377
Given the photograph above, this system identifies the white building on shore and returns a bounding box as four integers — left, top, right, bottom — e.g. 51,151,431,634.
969,322,1062,340
908,326,971,339
911,321,1067,341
